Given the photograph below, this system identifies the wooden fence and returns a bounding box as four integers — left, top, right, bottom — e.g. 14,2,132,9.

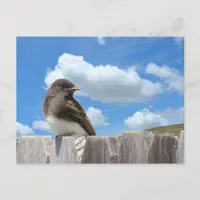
16,131,184,164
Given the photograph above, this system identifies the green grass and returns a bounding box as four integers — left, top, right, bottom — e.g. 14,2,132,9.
145,124,184,134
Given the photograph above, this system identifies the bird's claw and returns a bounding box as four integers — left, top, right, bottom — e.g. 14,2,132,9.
55,133,74,140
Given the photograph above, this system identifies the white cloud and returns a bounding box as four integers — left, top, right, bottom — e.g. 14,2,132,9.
86,107,109,127
145,63,184,94
32,120,51,132
124,107,184,130
97,37,106,45
124,109,168,130
16,122,35,137
44,53,163,104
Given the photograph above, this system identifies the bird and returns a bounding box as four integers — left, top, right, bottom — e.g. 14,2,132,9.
42,78,96,139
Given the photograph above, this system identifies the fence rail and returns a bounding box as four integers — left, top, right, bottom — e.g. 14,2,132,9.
16,131,184,164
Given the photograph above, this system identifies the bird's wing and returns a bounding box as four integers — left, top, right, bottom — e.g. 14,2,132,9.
64,99,96,136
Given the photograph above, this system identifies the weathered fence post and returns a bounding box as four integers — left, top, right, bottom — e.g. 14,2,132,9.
82,136,119,163
16,136,52,164
106,137,119,163
178,130,184,163
119,131,154,163
50,137,77,164
16,131,184,164
148,134,179,163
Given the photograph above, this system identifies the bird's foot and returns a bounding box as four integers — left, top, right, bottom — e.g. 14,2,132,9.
55,133,74,139
55,135,62,140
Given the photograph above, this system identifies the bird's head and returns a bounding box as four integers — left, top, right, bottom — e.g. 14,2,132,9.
50,78,80,94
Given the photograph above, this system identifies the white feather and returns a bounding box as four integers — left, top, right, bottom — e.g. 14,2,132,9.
46,115,88,136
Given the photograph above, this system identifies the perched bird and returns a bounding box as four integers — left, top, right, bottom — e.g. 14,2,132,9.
42,78,96,138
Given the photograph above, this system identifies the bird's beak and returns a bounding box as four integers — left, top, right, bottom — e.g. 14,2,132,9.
71,86,80,91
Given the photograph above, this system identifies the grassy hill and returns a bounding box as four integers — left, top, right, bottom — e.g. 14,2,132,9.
145,124,184,134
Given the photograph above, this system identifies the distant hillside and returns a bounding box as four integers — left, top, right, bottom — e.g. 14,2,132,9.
145,124,184,134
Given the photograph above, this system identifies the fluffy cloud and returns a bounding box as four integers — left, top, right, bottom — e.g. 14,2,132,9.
145,63,184,94
97,37,106,45
86,107,109,127
124,107,184,130
124,109,168,130
44,53,163,104
16,122,35,137
32,120,51,132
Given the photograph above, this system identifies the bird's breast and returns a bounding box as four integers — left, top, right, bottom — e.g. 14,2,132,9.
46,115,88,136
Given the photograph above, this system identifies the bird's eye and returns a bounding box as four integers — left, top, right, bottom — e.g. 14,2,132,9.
61,86,68,90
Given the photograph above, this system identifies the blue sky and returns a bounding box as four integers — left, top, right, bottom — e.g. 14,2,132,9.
16,37,184,138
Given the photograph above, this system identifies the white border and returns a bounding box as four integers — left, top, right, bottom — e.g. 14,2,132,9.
0,0,200,199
